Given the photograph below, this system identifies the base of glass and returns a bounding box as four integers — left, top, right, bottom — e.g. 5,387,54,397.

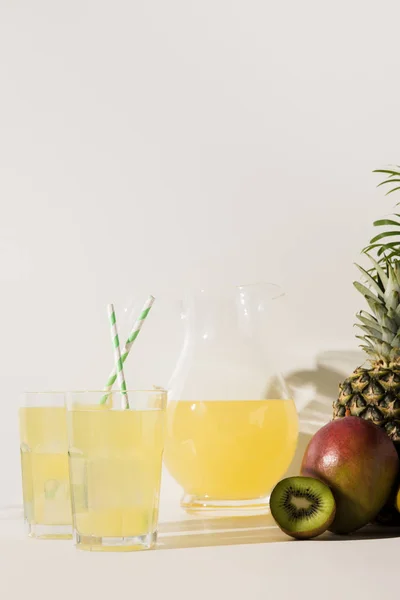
26,521,72,540
181,494,270,515
74,530,157,552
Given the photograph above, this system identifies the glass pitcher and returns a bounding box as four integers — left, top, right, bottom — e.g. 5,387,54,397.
163,283,298,513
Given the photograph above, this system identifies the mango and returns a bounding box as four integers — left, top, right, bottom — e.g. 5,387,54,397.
301,416,399,534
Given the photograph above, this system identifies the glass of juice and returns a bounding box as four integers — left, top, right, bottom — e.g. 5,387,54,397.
19,392,72,539
66,389,167,552
164,283,299,513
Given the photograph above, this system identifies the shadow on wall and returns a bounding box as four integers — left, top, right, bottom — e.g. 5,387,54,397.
285,349,364,477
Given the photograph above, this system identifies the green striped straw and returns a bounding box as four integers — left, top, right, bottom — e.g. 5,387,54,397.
107,304,128,409
101,295,155,404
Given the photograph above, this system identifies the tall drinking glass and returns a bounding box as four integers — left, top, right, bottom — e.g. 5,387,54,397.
19,392,72,539
66,389,167,552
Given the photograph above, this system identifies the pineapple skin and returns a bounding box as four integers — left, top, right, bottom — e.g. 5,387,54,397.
333,365,400,446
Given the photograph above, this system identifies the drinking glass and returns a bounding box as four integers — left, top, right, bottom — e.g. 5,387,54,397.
19,392,72,539
164,283,299,513
66,389,167,552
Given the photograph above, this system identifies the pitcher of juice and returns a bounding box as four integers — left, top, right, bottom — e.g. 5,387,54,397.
163,283,298,513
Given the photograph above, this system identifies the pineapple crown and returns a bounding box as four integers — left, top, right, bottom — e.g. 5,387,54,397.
355,167,400,366
355,256,400,365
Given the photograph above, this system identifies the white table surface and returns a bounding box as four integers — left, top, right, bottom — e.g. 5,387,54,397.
0,500,398,600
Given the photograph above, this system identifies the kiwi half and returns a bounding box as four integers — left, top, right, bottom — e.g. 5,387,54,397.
270,476,336,540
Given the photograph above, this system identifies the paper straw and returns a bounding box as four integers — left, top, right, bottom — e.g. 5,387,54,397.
100,295,155,404
107,304,128,409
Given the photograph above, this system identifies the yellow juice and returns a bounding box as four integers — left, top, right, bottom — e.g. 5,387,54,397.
19,407,71,529
164,400,298,501
68,408,165,542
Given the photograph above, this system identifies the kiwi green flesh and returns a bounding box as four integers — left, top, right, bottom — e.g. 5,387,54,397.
270,476,336,540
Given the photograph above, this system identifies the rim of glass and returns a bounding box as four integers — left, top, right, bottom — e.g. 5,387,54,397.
24,389,168,394
22,390,66,395
183,281,285,299
67,389,168,394
237,281,285,298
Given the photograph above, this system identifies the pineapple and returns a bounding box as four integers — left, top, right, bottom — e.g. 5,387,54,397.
333,167,400,447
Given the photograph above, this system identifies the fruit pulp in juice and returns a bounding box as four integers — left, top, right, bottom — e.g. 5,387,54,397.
19,407,71,527
68,408,165,540
164,399,298,500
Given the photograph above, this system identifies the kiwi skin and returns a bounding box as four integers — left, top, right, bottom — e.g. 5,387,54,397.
282,512,336,540
270,477,336,540
280,510,336,540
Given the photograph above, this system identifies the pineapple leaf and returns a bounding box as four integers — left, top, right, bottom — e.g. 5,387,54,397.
387,264,400,293
379,250,400,261
382,327,396,343
373,168,400,177
388,307,400,327
365,254,388,287
381,341,393,358
377,179,400,188
368,339,391,359
354,264,384,296
386,290,399,311
370,230,400,244
356,335,374,348
362,305,399,333
366,298,386,320
386,186,400,196
362,334,378,343
358,309,378,323
382,315,398,333
355,324,384,340
362,347,377,357
373,219,400,227
354,281,379,302
394,261,400,288
391,333,400,347
364,242,400,254
356,313,379,331
357,342,375,354
377,243,400,256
